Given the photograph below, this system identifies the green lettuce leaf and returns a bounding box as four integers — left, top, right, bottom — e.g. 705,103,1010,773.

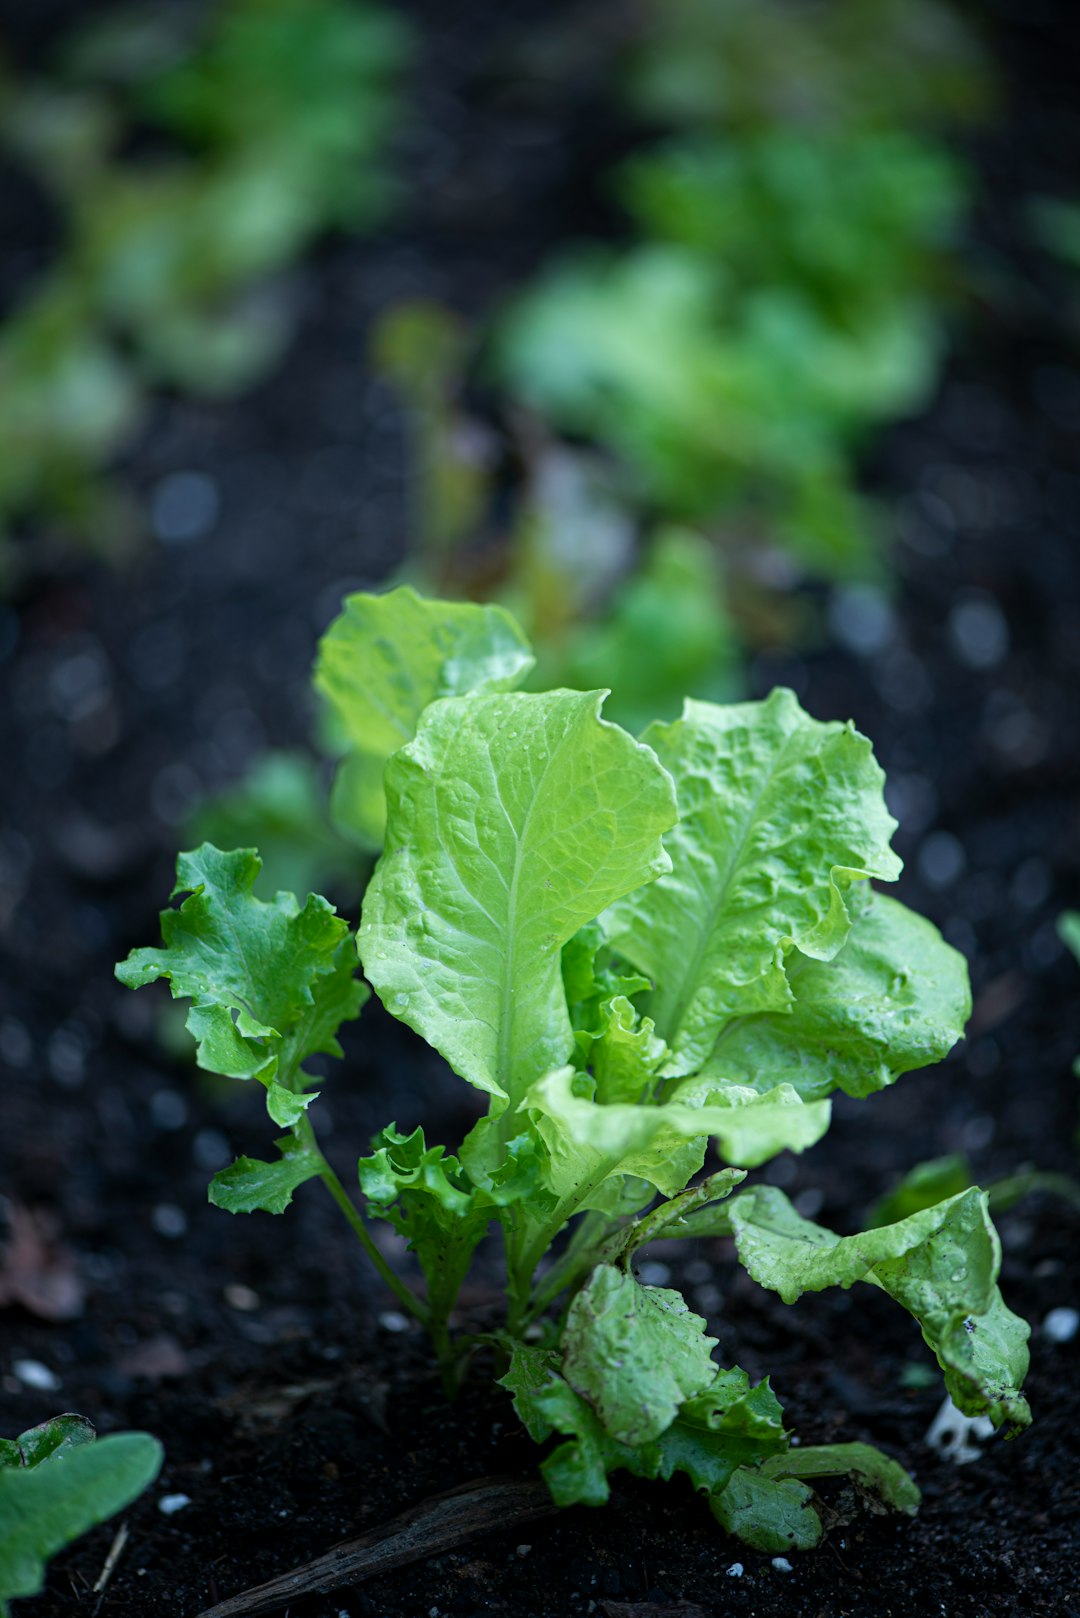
702,889,970,1100
605,689,901,1076
116,844,367,1120
523,1065,830,1209
711,1441,919,1552
501,1345,787,1510
359,691,678,1112
0,1431,162,1612
357,1125,544,1317
314,586,535,848
730,1185,1030,1432
208,1136,325,1215
710,1467,821,1551
758,1442,920,1510
0,1418,95,1473
575,995,668,1104
562,920,651,1016
561,1264,719,1444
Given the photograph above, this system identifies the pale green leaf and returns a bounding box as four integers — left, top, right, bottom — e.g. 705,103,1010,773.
524,1065,830,1209
328,750,390,853
710,1467,821,1551
576,995,668,1104
314,586,535,848
712,1439,919,1552
703,890,970,1100
562,1264,719,1444
359,691,678,1110
501,1346,787,1511
0,1433,162,1606
756,1441,919,1515
605,689,901,1076
358,1125,544,1317
209,1137,324,1214
116,845,367,1120
730,1185,1030,1432
562,920,651,1014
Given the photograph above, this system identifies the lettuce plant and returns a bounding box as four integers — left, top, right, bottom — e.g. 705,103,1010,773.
118,589,1030,1554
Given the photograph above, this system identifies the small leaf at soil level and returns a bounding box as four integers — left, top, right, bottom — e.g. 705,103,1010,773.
0,1428,162,1612
561,1264,719,1445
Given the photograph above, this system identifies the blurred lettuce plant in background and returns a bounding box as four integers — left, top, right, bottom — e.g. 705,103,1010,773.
0,0,410,582
495,0,989,586
624,0,991,135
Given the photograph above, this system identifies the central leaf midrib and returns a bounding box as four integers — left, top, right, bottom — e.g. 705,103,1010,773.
648,740,794,1051
493,706,578,1103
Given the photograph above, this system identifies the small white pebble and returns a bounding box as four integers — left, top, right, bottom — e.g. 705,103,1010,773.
158,1494,191,1515
378,1310,409,1333
771,1557,794,1573
13,1359,60,1392
429,1608,440,1617
726,1562,744,1577
637,1260,671,1286
1042,1306,1079,1344
152,1203,188,1239
793,1187,825,1219
151,470,220,546
224,1284,260,1312
516,1544,532,1557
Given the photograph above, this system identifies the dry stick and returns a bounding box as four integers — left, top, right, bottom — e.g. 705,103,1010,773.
195,1476,557,1618
92,1520,130,1612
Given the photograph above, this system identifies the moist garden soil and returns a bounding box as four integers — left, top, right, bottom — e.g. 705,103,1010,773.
1,1,1079,1614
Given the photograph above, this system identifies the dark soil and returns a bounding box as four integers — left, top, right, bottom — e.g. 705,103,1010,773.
1,3,1079,1616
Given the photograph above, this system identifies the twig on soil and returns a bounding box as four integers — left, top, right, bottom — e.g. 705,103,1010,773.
92,1520,130,1612
194,1476,557,1618
600,1605,707,1618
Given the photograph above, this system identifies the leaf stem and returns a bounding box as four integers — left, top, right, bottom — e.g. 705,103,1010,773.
987,1168,1080,1213
506,1169,618,1332
319,1160,431,1325
521,1211,612,1326
294,1115,429,1326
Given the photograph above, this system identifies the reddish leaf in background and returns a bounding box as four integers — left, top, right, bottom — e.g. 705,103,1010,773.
0,1202,84,1321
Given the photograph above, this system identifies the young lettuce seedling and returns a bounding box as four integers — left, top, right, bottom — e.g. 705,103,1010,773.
118,587,1031,1554
0,1414,162,1614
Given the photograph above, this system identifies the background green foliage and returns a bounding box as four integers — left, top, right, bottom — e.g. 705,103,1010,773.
0,0,409,578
